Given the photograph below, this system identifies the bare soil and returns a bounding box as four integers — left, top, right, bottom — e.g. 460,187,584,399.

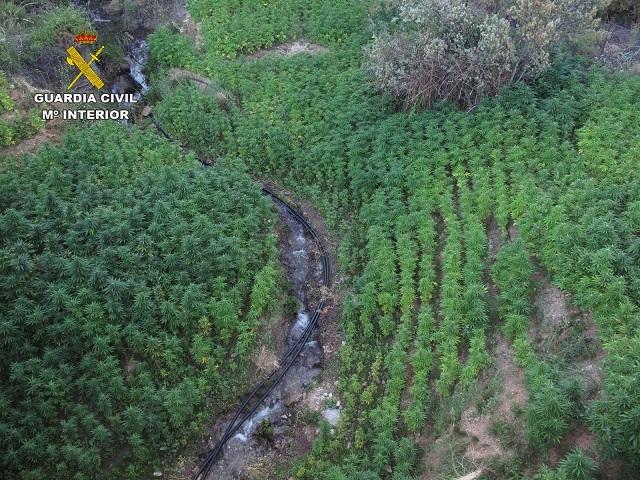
246,41,329,60
457,219,526,468
493,335,528,420
0,78,67,162
1,118,65,160
461,408,502,462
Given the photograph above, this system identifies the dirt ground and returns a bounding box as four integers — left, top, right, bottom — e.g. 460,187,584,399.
1,118,65,160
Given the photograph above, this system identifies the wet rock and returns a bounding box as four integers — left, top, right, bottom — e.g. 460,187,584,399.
112,74,139,94
322,408,340,427
117,60,131,74
301,341,322,368
280,365,320,406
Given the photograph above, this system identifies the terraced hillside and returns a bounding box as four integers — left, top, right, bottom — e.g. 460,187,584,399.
148,1,640,478
1,1,639,479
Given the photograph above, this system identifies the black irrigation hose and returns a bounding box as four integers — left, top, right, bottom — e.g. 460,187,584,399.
194,301,325,480
192,189,331,478
148,108,332,480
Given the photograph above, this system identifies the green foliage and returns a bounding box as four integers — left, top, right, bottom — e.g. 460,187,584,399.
492,239,535,318
590,334,640,464
0,123,279,479
187,0,366,58
532,449,596,480
28,0,640,480
148,27,197,69
558,449,597,480
154,84,233,158
1,3,90,84
2,4,89,66
525,381,573,448
196,0,305,57
27,6,90,56
0,71,14,113
149,12,640,468
255,419,275,443
5,110,44,146
0,70,44,147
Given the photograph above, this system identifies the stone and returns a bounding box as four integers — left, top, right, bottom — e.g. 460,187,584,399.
301,341,322,368
322,408,340,427
112,74,138,94
153,472,162,477
141,105,152,117
118,61,131,74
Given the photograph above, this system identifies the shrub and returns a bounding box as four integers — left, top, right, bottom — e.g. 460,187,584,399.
558,449,597,480
526,381,573,448
0,71,14,113
590,334,640,465
153,84,233,158
0,122,279,479
366,0,607,108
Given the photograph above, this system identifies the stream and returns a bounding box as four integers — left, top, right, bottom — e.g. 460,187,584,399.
71,0,150,100
206,202,324,479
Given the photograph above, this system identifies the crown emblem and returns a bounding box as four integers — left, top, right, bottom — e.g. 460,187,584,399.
75,33,97,45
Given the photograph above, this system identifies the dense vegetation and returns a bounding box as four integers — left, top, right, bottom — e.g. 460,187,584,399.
0,123,282,479
148,1,640,478
0,72,43,148
366,0,607,108
0,2,91,86
2,0,639,478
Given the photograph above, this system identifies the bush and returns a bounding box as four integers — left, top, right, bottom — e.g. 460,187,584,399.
558,449,597,480
0,71,14,113
0,122,279,479
366,0,607,109
153,84,233,158
526,381,573,448
590,334,640,465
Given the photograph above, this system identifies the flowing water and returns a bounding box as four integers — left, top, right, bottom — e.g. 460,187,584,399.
209,203,323,479
72,1,149,101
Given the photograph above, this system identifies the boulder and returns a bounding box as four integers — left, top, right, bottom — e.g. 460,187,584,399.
322,408,340,427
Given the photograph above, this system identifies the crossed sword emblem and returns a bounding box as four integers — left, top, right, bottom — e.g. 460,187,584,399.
66,45,105,90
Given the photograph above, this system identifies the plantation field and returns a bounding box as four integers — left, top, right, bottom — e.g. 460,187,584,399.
1,0,639,479
147,1,640,478
0,123,282,479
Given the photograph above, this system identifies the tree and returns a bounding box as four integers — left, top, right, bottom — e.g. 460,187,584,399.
366,0,608,108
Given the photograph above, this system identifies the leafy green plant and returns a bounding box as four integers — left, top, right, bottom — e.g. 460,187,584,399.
0,71,14,113
0,122,280,479
525,381,573,448
255,419,275,443
558,449,596,480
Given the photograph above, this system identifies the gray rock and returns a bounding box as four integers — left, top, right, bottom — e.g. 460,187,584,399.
111,74,139,94
322,408,340,427
104,0,123,15
301,341,322,368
